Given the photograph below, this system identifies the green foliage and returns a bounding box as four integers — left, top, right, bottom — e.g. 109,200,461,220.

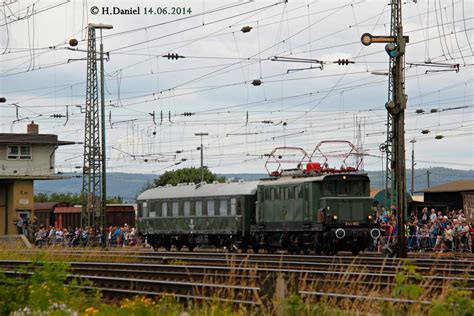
34,192,123,204
392,261,423,301
0,256,101,315
153,167,225,187
429,287,474,316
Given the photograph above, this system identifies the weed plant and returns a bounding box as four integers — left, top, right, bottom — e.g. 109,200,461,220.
0,252,472,315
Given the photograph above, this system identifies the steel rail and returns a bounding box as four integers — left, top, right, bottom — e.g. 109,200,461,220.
0,260,471,283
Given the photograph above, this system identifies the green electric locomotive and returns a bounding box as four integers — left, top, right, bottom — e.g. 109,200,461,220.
253,172,377,255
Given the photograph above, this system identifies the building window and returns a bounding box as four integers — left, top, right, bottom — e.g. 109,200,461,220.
7,145,32,160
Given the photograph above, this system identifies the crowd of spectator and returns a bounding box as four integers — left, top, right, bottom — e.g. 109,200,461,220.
371,205,474,253
15,216,138,248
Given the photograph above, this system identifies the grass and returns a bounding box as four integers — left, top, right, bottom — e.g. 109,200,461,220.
0,248,472,315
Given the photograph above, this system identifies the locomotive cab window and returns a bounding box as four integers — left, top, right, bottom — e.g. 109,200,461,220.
351,181,365,196
231,198,237,216
322,182,335,196
337,181,349,195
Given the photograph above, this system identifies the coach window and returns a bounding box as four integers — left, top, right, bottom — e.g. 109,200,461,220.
142,202,149,218
172,201,179,217
230,198,237,216
219,199,227,216
207,200,215,216
162,202,168,217
184,201,191,216
195,201,202,216
156,202,162,217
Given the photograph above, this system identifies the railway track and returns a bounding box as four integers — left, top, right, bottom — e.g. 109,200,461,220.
0,253,472,305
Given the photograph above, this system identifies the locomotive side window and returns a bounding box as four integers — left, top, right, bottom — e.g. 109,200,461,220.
196,201,202,216
219,199,227,216
264,188,270,201
296,186,304,199
184,201,191,216
288,187,295,199
207,200,215,216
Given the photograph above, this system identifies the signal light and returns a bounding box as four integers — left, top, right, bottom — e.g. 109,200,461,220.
332,215,338,221
385,43,399,58
241,26,252,33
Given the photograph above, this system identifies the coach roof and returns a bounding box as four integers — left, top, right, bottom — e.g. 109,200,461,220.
137,181,260,200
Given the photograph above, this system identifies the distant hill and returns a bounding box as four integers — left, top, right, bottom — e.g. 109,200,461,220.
34,167,473,202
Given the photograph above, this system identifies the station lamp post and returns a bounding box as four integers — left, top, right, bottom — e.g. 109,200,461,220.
195,132,209,183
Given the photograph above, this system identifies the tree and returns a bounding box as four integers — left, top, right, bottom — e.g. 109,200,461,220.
34,192,124,204
153,167,225,187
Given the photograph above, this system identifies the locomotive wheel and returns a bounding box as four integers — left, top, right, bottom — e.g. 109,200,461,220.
314,249,322,255
164,244,171,251
303,249,310,255
252,246,259,253
188,244,195,252
176,244,182,252
351,248,360,256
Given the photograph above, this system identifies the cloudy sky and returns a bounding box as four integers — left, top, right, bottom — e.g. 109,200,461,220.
1,0,473,175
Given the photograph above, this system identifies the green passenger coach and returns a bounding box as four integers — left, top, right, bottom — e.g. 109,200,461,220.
137,181,259,251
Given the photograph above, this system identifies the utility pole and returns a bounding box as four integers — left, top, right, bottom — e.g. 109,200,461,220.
195,132,208,183
361,0,408,258
75,23,113,245
427,169,431,188
410,138,416,195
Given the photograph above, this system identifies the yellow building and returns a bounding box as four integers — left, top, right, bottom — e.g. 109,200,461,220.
0,122,74,235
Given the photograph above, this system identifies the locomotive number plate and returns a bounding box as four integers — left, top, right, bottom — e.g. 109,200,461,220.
345,221,360,226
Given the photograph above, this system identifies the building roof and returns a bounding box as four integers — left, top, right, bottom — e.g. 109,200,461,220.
421,180,474,193
55,205,136,214
34,202,59,211
0,133,75,146
0,175,71,180
137,181,260,201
